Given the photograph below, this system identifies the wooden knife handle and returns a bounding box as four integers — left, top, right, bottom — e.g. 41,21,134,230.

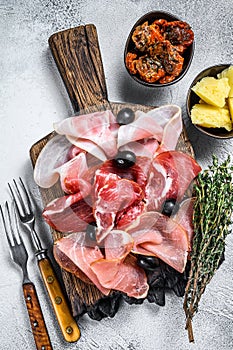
48,24,109,113
23,282,52,350
38,257,81,342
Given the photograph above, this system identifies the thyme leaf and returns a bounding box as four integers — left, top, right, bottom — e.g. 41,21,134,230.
183,155,233,342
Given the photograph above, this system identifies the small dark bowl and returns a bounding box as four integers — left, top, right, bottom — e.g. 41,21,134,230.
186,64,233,139
124,11,195,87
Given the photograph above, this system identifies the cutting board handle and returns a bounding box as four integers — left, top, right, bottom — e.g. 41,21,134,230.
49,24,109,113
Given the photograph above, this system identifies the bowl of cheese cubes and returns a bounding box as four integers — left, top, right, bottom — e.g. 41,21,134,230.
186,64,233,138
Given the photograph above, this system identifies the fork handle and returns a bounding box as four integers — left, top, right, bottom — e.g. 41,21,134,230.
23,282,53,350
38,256,81,342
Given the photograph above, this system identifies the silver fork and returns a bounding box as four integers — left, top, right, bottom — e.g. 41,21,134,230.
8,178,44,256
0,202,52,350
8,178,81,343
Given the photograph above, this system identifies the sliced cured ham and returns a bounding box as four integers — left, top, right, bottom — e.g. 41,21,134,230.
34,134,72,188
158,108,183,152
116,200,145,229
33,104,202,302
94,169,143,242
67,135,107,161
54,230,148,298
145,151,201,211
104,230,134,260
67,144,85,159
99,159,148,188
43,193,95,233
54,110,118,158
117,105,182,149
172,197,195,252
93,159,148,232
54,232,110,295
53,244,93,284
126,211,189,273
119,139,159,159
117,115,163,148
91,230,149,298
91,256,149,299
143,104,182,128
33,135,93,196
59,152,91,195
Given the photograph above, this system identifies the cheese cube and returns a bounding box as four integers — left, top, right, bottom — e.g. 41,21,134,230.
218,66,233,97
190,103,233,131
191,77,230,108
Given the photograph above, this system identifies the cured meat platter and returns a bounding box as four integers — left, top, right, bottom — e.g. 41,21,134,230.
30,24,195,319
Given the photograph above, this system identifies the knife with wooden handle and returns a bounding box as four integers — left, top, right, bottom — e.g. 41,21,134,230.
23,282,53,350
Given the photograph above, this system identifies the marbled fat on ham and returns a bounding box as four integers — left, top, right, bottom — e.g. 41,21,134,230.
34,134,72,188
66,135,107,161
59,152,91,195
54,110,118,159
94,168,144,243
145,151,201,211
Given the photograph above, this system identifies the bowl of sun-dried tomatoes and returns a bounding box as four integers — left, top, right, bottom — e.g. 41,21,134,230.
124,11,195,87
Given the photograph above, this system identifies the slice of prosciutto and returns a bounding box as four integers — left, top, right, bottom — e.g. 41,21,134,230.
59,152,92,195
117,115,163,148
94,160,148,232
145,151,201,211
53,243,93,284
42,193,95,233
53,232,110,295
116,200,145,230
54,110,118,159
117,105,182,149
34,134,72,188
172,197,195,252
91,230,149,298
119,139,159,159
33,134,92,197
66,135,107,161
94,169,143,242
126,211,189,273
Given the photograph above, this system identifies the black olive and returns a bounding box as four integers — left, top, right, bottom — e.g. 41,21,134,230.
86,222,97,241
116,108,135,125
113,150,136,169
137,255,159,271
161,198,179,216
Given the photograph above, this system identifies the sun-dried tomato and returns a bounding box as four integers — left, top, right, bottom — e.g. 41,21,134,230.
126,18,194,84
135,56,166,83
161,21,194,53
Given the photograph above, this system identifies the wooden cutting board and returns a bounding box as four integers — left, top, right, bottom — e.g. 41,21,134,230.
30,24,194,318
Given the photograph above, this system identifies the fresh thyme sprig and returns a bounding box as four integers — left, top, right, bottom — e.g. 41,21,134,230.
183,155,233,342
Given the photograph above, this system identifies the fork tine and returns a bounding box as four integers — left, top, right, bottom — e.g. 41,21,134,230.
0,202,18,248
12,203,23,245
19,177,33,212
8,182,21,215
8,179,28,217
0,203,12,248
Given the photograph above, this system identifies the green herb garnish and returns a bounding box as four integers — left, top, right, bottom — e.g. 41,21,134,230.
183,155,233,342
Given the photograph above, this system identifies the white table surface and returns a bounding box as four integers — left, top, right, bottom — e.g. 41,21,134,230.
0,1,233,349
